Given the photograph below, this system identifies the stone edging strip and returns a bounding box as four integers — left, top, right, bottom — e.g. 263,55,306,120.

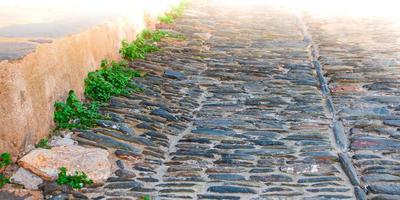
296,14,367,200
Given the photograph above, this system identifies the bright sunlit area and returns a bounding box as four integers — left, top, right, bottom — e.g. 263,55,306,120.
2,0,400,28
216,0,400,20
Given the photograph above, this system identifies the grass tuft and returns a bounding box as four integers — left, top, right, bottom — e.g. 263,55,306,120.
56,167,93,189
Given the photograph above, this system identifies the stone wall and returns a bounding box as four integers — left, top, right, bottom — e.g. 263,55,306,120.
0,0,179,157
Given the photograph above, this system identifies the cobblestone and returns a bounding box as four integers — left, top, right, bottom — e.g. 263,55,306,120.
305,8,400,200
62,1,400,199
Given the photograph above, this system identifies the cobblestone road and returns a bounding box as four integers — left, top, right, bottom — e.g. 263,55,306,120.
73,1,400,199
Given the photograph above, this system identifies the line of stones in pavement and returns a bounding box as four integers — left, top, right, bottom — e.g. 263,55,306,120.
305,15,400,200
300,18,366,200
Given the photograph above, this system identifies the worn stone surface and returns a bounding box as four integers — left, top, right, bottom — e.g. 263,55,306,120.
0,186,43,200
305,8,400,199
49,133,76,147
10,168,43,190
21,1,398,199
18,145,111,184
67,1,357,199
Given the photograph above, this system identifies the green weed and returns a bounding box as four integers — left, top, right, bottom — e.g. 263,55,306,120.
120,29,185,60
158,0,190,24
84,60,142,102
158,15,174,24
0,174,9,188
0,153,12,188
35,138,51,149
141,195,151,200
120,37,158,60
0,153,11,169
151,29,186,41
56,167,93,189
54,90,102,130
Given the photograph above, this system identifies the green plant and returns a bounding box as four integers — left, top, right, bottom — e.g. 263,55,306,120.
158,0,190,24
120,37,159,60
141,195,151,200
54,90,102,130
141,29,167,42
0,174,9,188
56,167,93,189
146,29,186,41
158,14,175,24
0,153,12,188
0,153,11,169
120,29,185,60
35,138,51,149
84,60,142,102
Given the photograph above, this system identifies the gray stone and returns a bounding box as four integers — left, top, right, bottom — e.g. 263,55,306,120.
198,194,240,200
333,121,349,151
297,176,342,183
10,168,43,190
338,153,360,186
368,183,400,195
97,120,134,135
49,133,76,147
104,181,143,189
192,128,235,136
355,186,367,200
94,128,156,147
384,119,400,127
164,69,185,80
208,174,245,181
207,186,256,194
77,131,140,153
115,169,135,178
250,174,293,182
150,108,178,121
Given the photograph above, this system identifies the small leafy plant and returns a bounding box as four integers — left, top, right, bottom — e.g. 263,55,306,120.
84,60,142,102
120,29,185,60
158,0,190,24
0,153,12,188
140,29,168,42
120,36,159,60
35,138,51,149
0,173,9,188
141,195,151,200
143,29,186,41
54,90,102,130
158,14,174,24
0,153,11,169
56,167,93,189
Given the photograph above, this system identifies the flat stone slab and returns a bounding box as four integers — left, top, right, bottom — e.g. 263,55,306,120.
10,168,43,190
18,145,111,184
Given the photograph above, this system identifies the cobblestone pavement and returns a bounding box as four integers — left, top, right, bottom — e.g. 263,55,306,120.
69,1,400,199
306,16,400,200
